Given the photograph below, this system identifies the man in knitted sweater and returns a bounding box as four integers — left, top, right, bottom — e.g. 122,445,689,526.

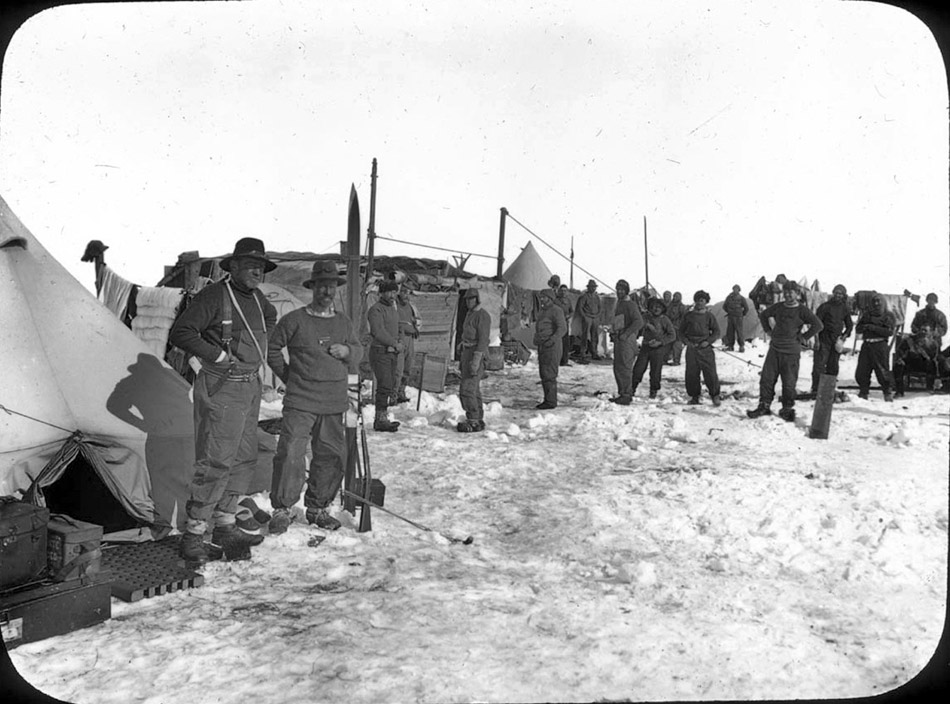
631,297,676,399
723,284,749,352
747,280,823,421
610,279,644,405
267,261,363,533
809,284,853,395
577,279,602,361
678,290,722,406
665,291,687,365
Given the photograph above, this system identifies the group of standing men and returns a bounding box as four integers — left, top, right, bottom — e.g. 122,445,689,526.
168,237,947,565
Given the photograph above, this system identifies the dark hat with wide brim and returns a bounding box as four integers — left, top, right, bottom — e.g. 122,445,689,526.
220,237,277,273
303,260,346,288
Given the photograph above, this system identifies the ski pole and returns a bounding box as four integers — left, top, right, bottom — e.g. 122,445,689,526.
340,489,473,545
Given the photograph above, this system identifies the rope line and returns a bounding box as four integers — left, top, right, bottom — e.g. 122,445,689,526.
717,348,763,368
0,403,74,433
374,234,496,261
504,212,616,292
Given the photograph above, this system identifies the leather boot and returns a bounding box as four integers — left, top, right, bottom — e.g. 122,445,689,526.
374,410,400,432
211,523,262,561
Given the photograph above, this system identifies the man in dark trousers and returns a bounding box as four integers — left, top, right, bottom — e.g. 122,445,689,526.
577,279,602,361
723,284,749,352
458,287,492,432
631,297,676,399
747,280,823,422
665,291,687,365
169,237,278,564
679,290,722,406
367,280,402,432
555,283,574,366
911,293,948,349
534,291,568,409
394,282,421,404
266,261,362,534
809,284,853,395
610,279,644,405
855,293,896,401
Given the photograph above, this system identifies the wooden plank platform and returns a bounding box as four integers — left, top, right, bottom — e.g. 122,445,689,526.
101,536,205,602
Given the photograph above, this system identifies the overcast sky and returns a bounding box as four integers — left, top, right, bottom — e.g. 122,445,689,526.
0,0,946,304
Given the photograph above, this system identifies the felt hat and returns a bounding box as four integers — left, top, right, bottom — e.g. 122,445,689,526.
378,280,399,293
303,260,346,288
220,237,277,273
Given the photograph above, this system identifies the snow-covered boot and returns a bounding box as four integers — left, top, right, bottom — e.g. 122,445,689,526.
778,406,796,422
306,508,342,531
268,508,294,535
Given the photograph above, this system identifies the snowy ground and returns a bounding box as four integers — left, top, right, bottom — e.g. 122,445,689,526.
7,339,949,703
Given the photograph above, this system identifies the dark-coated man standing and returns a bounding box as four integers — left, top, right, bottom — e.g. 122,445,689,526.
610,279,644,405
534,292,567,409
577,279,602,361
367,280,402,432
809,284,853,395
170,237,278,564
458,288,492,432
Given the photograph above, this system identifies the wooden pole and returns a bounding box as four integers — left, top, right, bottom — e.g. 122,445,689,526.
809,373,837,439
569,236,574,290
364,158,378,287
496,207,508,279
643,215,649,288
416,353,428,412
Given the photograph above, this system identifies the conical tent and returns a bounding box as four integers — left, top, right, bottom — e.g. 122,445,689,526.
0,194,194,539
502,241,554,290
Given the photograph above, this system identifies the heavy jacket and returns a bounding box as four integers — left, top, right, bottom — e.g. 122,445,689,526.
534,305,568,349
723,292,749,318
170,279,277,374
856,309,896,341
267,309,363,414
612,297,644,342
911,307,948,339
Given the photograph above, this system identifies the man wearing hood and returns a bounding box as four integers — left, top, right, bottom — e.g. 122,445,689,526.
630,297,676,399
855,293,896,401
747,280,822,421
810,284,854,395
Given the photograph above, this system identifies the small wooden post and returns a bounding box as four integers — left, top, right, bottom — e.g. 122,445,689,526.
416,352,428,412
809,373,837,439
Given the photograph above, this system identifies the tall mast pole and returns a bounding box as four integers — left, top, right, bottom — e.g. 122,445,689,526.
364,158,378,287
496,207,508,279
569,236,574,290
643,215,649,289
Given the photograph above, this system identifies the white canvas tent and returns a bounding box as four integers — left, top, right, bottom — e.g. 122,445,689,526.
0,195,195,539
502,241,554,290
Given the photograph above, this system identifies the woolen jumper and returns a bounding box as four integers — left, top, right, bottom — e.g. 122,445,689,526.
911,307,948,339
267,308,363,415
170,279,278,374
723,292,749,318
368,299,401,348
640,312,676,346
577,291,602,320
814,299,854,339
759,302,822,354
679,309,721,346
534,305,568,347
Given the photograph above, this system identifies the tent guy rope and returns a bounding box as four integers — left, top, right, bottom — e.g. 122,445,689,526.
0,403,73,433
